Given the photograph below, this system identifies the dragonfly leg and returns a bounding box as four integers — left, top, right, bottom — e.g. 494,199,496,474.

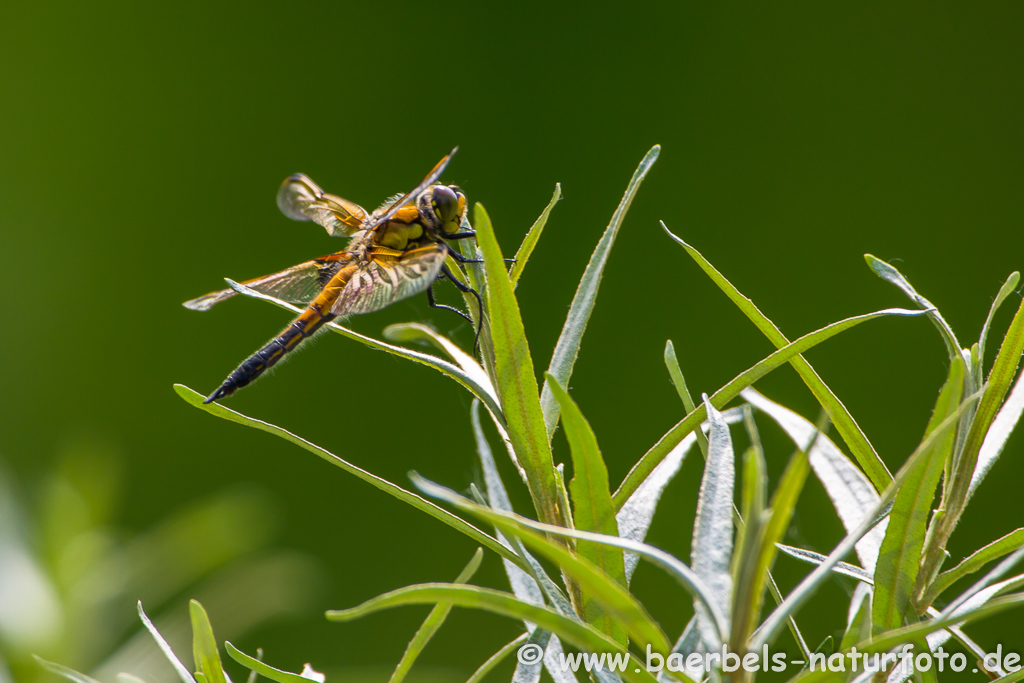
427,284,473,324
439,264,485,354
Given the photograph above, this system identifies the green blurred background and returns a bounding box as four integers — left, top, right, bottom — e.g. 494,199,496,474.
3,1,1024,680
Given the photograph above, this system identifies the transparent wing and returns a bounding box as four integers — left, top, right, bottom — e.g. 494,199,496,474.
367,148,457,231
333,245,448,316
277,174,369,237
184,255,353,311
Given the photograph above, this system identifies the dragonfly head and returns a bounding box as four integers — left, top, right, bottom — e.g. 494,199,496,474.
426,185,467,235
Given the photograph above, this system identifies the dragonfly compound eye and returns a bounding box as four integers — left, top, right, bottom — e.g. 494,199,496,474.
431,185,459,225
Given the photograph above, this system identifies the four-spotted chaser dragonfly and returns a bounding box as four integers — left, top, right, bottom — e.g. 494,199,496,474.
185,148,481,403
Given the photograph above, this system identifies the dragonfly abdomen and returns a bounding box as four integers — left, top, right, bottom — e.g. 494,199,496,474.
203,308,335,403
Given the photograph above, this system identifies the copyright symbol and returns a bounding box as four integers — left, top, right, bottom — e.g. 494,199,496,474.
517,643,544,665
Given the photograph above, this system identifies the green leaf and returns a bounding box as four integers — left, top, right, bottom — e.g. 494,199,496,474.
225,642,317,683
539,146,660,438
411,475,671,654
510,184,561,288
474,202,561,526
735,447,810,648
864,254,961,362
665,226,893,493
690,397,734,649
839,585,872,650
545,374,627,642
137,601,197,683
949,294,1024,520
775,544,874,584
969,364,1024,501
742,387,884,572
390,549,484,683
750,388,980,650
664,340,708,457
978,272,1021,377
465,634,529,683
190,600,227,683
927,528,1024,603
173,384,524,571
33,656,103,683
222,280,506,428
613,305,927,509
873,357,964,632
326,583,665,683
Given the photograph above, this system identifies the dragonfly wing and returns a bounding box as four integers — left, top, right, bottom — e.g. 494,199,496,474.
183,255,352,311
333,245,448,316
277,174,369,237
367,148,457,231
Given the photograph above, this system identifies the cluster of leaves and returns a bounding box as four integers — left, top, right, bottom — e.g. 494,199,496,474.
40,148,1024,683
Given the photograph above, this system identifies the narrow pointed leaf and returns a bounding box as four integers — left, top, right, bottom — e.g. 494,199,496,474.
389,548,484,683
691,396,734,649
465,634,529,683
221,280,505,427
751,390,980,649
138,601,197,683
540,146,660,438
173,384,523,570
510,184,561,288
664,340,708,457
33,657,103,683
666,227,892,492
616,408,745,583
225,643,315,683
978,272,1021,374
474,202,561,526
927,528,1024,603
613,306,926,509
775,544,874,584
546,374,627,641
864,255,961,361
326,584,663,683
950,294,1024,517
412,475,671,654
190,600,227,683
969,366,1024,501
742,387,886,572
873,357,964,632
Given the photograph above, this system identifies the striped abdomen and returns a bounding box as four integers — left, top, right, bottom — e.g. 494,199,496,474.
204,264,357,403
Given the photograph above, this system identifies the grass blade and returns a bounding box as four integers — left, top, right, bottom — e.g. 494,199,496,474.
546,374,627,642
137,601,197,683
613,306,926,509
225,643,314,683
616,409,745,584
173,384,524,571
390,549,484,683
736,448,810,648
775,544,874,584
412,475,671,654
32,657,102,683
750,389,980,650
926,528,1024,603
969,365,1024,501
977,272,1021,376
873,357,964,632
741,387,886,572
510,184,561,288
327,583,664,683
949,295,1024,521
474,202,561,526
222,280,505,428
665,226,893,493
664,341,708,457
690,397,734,649
465,634,529,683
190,600,227,683
864,255,961,362
540,146,660,438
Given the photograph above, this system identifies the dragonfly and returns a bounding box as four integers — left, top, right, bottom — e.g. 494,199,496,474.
184,148,482,403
